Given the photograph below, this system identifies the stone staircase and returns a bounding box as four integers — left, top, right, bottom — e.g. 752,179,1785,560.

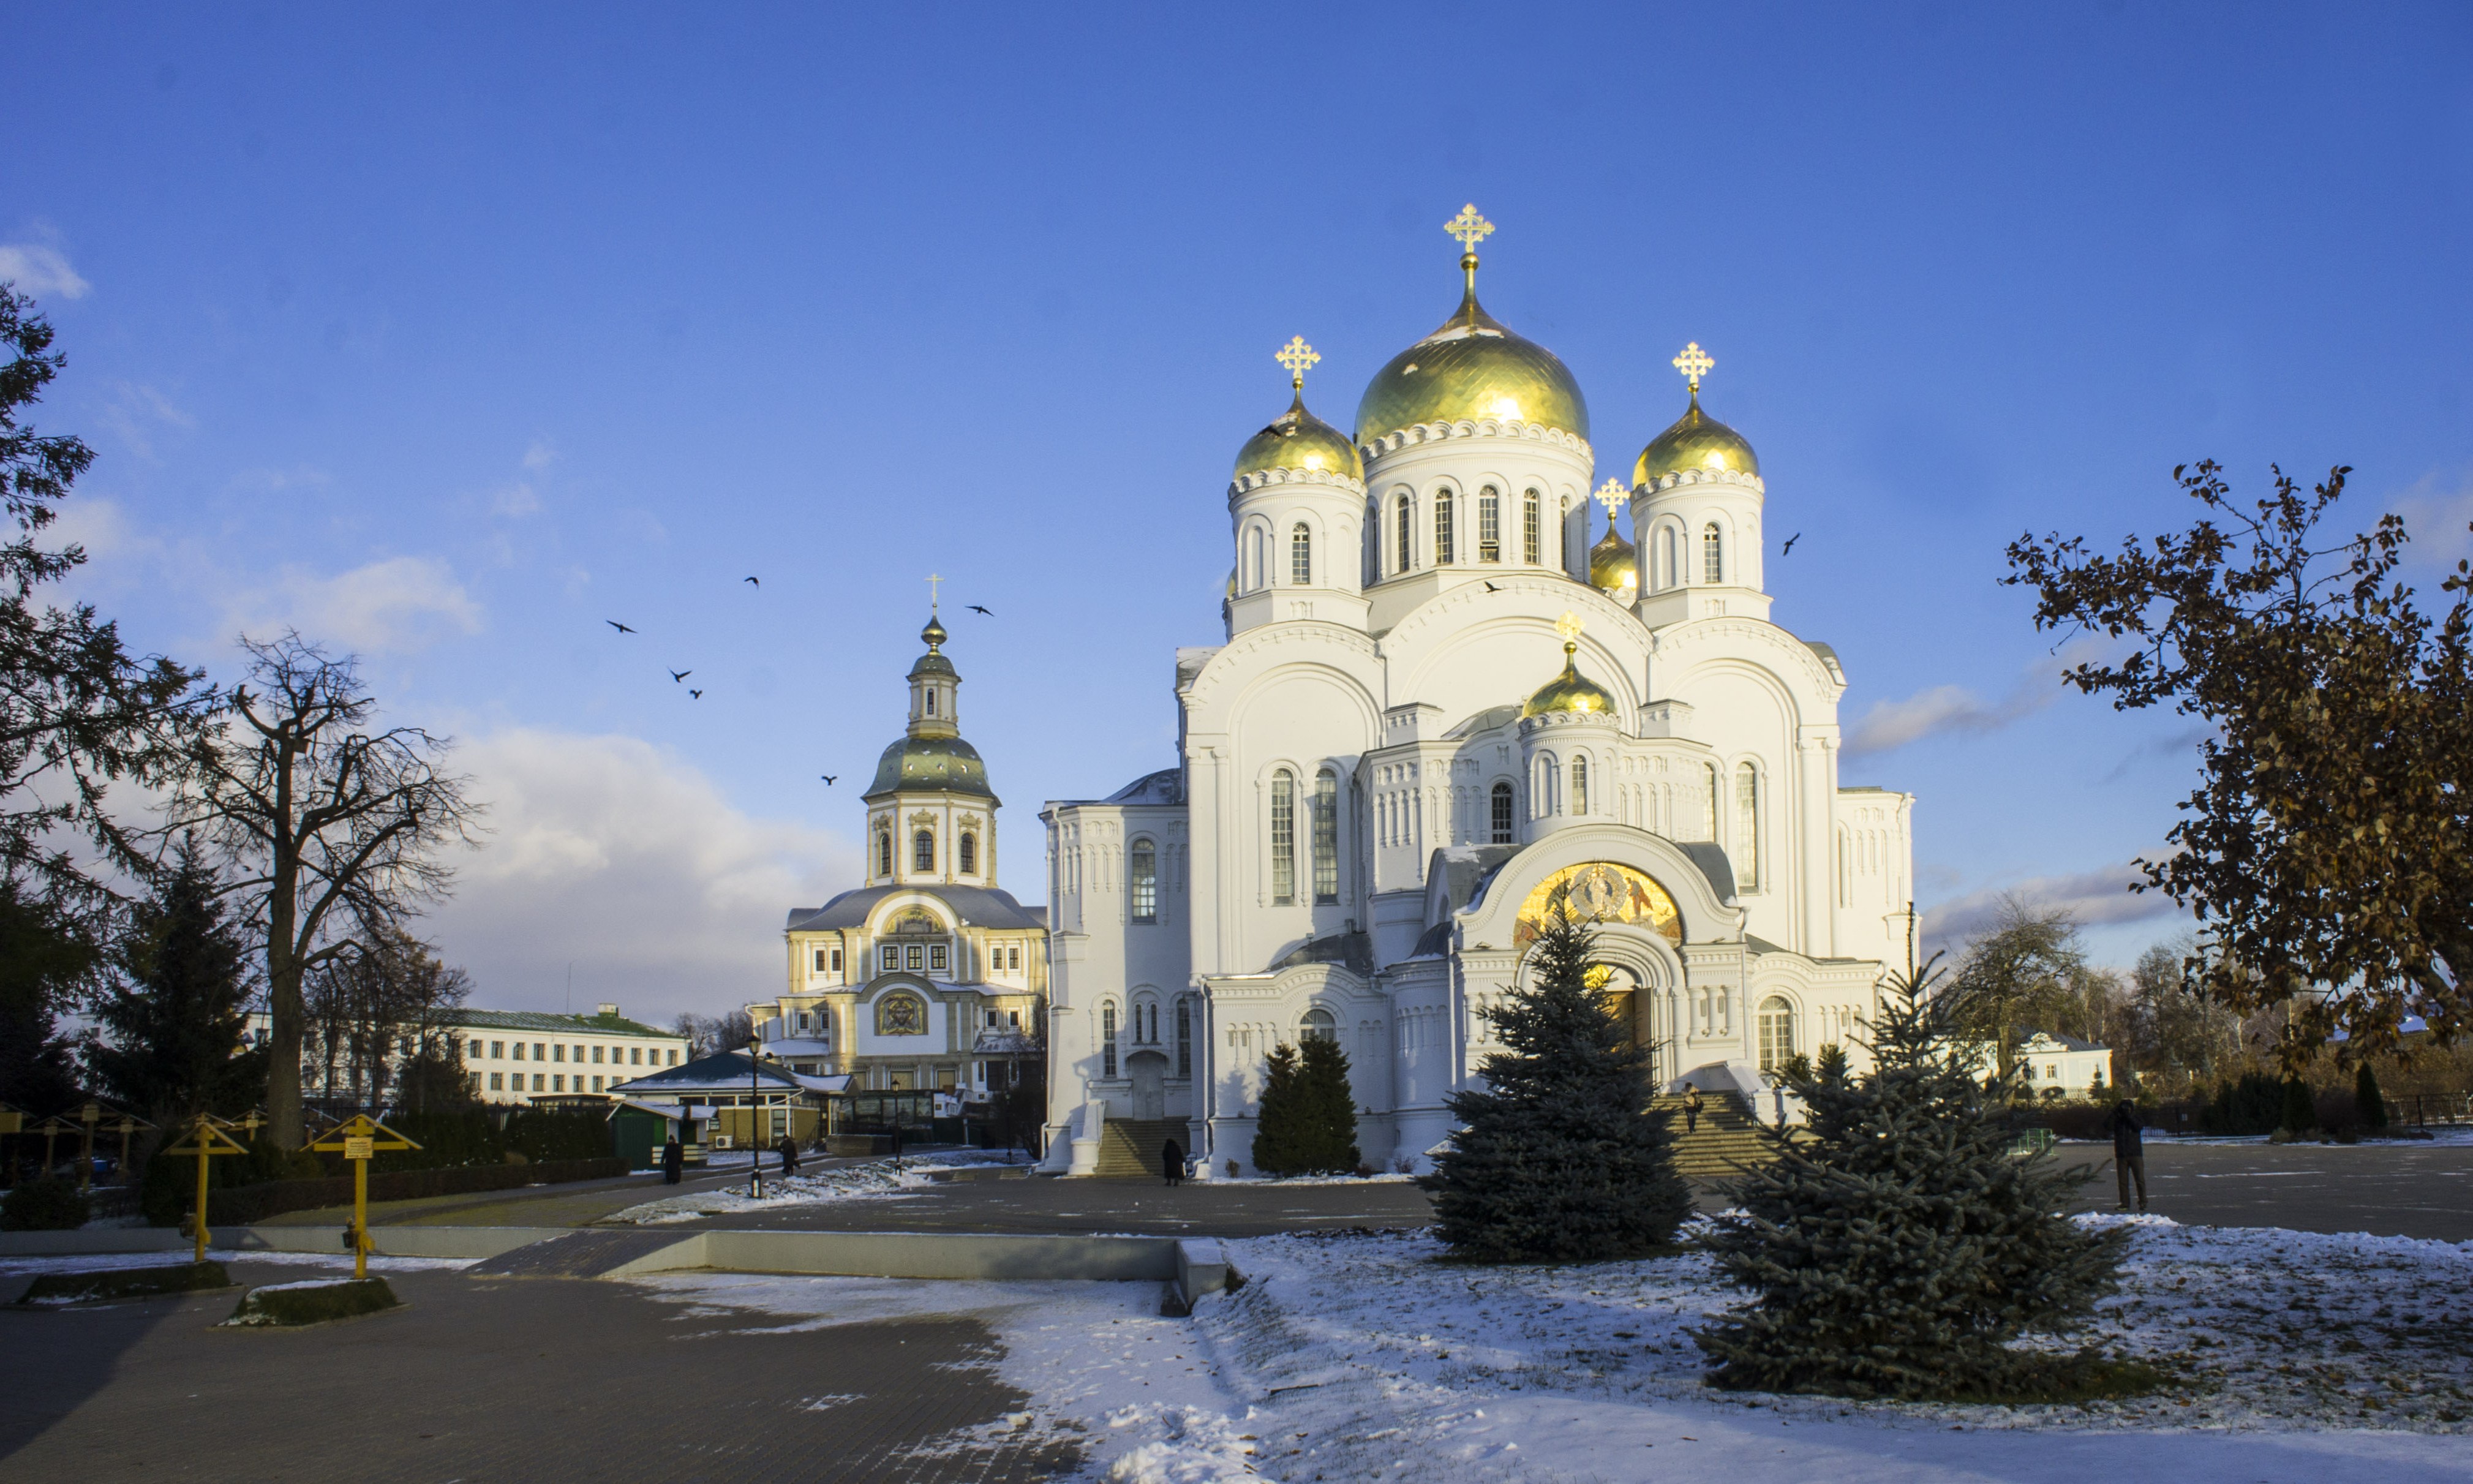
1653,1094,1780,1185
1096,1118,1186,1180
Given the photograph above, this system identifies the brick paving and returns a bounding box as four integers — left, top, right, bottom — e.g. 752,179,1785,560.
0,1261,1083,1483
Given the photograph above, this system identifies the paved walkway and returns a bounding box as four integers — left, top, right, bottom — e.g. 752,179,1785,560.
2064,1137,2473,1241
0,1260,1083,1483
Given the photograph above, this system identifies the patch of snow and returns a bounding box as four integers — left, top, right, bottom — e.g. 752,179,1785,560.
0,1249,475,1276
601,1150,1030,1224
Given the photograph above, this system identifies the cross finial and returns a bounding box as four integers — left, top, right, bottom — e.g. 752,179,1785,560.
1554,611,1585,646
1672,341,1714,393
1594,479,1629,519
1275,336,1319,389
926,573,943,611
1445,203,1494,255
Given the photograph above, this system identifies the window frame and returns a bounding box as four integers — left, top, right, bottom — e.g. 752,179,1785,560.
1523,489,1541,564
1703,521,1724,584
1311,769,1339,904
1290,522,1312,586
958,830,977,875
1477,486,1500,562
913,827,935,873
1130,837,1159,924
1270,768,1297,905
1434,488,1455,565
1490,782,1515,843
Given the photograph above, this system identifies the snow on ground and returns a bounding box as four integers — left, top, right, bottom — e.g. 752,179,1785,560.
601,1149,1031,1224
0,1249,478,1276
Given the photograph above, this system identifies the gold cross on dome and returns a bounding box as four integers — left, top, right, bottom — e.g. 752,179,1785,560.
926,573,943,610
1672,342,1714,391
1554,611,1585,645
1275,336,1319,387
1594,479,1629,518
1445,203,1494,254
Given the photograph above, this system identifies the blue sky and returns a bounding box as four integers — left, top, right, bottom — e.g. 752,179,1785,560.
6,3,2469,1021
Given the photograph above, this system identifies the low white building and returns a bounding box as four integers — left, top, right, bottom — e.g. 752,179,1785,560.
246,1003,692,1107
2015,1030,2114,1100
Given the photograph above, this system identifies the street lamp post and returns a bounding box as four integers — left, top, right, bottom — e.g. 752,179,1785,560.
747,1038,764,1200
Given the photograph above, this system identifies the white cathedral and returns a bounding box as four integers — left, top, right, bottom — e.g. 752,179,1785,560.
1025,208,1915,1177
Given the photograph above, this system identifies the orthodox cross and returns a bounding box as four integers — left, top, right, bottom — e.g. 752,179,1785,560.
1445,203,1494,254
1276,336,1319,389
926,573,943,612
1672,341,1714,393
1594,479,1629,519
1554,611,1585,645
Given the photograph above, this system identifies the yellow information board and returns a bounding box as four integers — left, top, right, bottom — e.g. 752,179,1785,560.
307,1115,421,1279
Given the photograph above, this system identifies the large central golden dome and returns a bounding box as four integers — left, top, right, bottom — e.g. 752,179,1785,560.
1354,285,1589,445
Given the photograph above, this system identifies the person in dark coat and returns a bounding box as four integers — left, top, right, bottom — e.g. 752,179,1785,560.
777,1135,800,1178
1682,1084,1703,1134
661,1135,683,1185
1161,1137,1183,1188
2108,1099,2147,1212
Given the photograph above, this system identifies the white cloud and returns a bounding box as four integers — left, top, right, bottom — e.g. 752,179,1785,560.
423,728,854,1024
230,555,483,655
1843,642,2110,757
521,439,557,473
1921,862,2185,948
0,242,89,300
97,381,194,459
2389,469,2473,570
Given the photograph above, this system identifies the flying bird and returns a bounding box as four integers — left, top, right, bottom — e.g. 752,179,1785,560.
820,774,837,785
607,620,636,634
669,669,691,683
966,604,993,616
1483,581,1500,593
743,576,760,587
688,688,703,699
1780,533,1802,555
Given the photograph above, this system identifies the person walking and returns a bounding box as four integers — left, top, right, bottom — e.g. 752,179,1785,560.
661,1134,683,1185
2109,1098,2147,1213
777,1134,800,1179
1161,1137,1183,1188
1682,1084,1702,1135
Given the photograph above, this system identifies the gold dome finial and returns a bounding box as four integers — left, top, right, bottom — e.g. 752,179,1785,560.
1275,336,1319,390
1524,610,1615,718
1672,341,1714,395
1594,478,1629,519
1446,203,1494,295
1554,610,1584,649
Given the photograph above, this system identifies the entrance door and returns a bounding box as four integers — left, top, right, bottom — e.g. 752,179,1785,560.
1127,1052,1168,1120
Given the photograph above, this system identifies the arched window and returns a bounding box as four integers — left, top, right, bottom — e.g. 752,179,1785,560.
1757,995,1795,1073
1175,998,1192,1078
913,829,935,873
1701,762,1720,842
1735,761,1761,891
1270,769,1297,904
1291,523,1312,586
1572,755,1590,816
1535,752,1559,816
1434,488,1455,564
1478,486,1501,562
958,831,977,875
1130,838,1157,924
1311,769,1339,903
1395,495,1413,573
876,831,892,877
925,688,937,717
1703,522,1724,584
1246,524,1267,592
1490,782,1515,843
1300,1008,1337,1043
1102,1003,1118,1077
1658,525,1678,590
1523,489,1541,564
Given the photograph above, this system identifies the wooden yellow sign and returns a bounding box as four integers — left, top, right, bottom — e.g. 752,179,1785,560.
307,1115,422,1279
163,1114,252,1264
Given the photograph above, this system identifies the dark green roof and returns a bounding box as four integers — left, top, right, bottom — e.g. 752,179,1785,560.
866,733,996,800
448,1009,676,1039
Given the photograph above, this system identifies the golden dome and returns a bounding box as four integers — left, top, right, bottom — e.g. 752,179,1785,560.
1522,641,1617,719
1633,389,1758,486
1588,524,1637,597
1355,285,1588,445
1233,390,1363,483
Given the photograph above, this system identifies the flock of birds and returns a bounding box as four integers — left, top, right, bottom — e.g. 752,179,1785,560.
604,578,996,787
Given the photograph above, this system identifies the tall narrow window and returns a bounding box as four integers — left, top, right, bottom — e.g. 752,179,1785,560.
1736,762,1761,891
1246,525,1266,592
1434,489,1455,564
1311,769,1339,903
958,831,977,875
925,688,936,716
1477,486,1501,562
1758,996,1794,1073
1702,763,1720,842
1175,1000,1192,1078
1522,489,1541,564
1490,782,1515,843
1291,523,1311,586
1703,522,1724,584
1270,769,1297,904
913,829,935,872
1130,839,1158,923
1395,497,1413,573
876,831,892,877
1102,1004,1118,1078
1572,756,1590,816
1658,525,1677,589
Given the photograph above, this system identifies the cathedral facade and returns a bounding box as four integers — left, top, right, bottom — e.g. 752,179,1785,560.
1040,208,1915,1177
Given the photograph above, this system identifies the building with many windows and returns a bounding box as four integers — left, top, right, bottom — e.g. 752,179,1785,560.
1039,208,1917,1177
247,1003,690,1109
753,616,1048,1098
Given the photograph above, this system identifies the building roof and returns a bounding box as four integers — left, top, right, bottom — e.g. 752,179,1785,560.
1104,767,1185,805
2019,1028,2106,1052
785,884,1045,933
447,1008,677,1039
608,1050,850,1098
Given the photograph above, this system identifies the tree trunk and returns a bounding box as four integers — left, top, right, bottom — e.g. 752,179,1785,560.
264,745,306,1148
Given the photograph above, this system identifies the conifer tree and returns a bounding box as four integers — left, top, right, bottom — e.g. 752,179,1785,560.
1251,1038,1360,1175
2353,1062,2388,1131
83,842,263,1123
1697,959,2127,1399
1422,910,1690,1262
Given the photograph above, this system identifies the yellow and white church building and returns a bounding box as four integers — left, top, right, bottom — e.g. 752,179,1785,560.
1031,207,1916,1177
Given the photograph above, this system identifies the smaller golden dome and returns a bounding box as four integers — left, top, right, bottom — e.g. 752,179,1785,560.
1588,524,1637,598
1632,389,1760,487
1233,390,1363,483
1523,641,1617,719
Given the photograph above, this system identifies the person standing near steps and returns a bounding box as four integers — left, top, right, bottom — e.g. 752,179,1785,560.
1682,1084,1703,1135
2109,1099,2148,1213
1162,1137,1184,1187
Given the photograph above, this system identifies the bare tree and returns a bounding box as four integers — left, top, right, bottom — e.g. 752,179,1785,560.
303,926,473,1114
672,1010,752,1060
170,633,479,1146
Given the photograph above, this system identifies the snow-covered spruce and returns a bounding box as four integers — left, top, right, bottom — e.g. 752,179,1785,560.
1696,961,2126,1399
1421,910,1692,1263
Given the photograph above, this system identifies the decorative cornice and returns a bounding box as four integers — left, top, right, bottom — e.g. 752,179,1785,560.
1635,466,1765,497
1227,465,1366,501
1180,620,1381,711
1518,709,1620,737
1359,418,1592,462
1649,617,1842,698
